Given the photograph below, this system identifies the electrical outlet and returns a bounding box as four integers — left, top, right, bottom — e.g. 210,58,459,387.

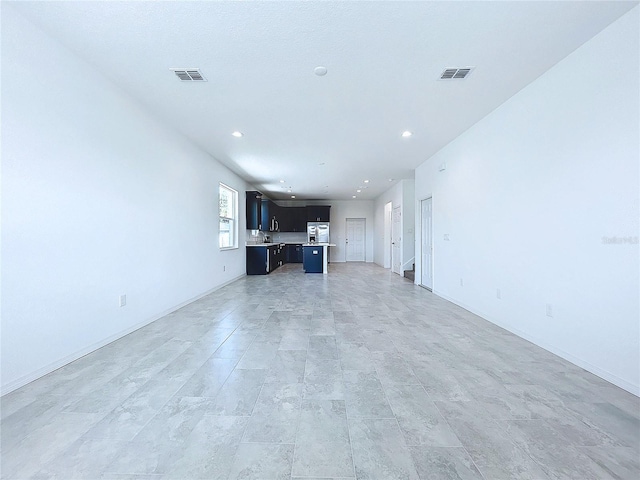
119,294,127,307
444,234,450,241
460,278,464,287
223,265,226,272
496,288,501,299
546,304,553,317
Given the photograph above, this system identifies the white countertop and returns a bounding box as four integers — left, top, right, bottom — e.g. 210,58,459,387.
246,242,336,247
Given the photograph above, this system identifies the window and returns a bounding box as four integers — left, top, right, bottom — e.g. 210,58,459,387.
219,183,238,249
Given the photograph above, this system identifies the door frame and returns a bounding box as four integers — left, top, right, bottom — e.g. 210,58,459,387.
420,196,433,291
384,202,392,268
345,218,366,262
391,205,402,275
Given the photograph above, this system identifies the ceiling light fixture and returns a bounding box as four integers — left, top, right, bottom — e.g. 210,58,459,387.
291,195,296,198
401,131,413,138
314,66,328,76
231,131,243,137
356,189,361,193
364,179,369,183
389,178,394,182
352,195,357,198
279,180,285,183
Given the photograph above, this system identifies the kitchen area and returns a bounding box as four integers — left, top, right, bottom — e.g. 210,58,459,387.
245,191,335,275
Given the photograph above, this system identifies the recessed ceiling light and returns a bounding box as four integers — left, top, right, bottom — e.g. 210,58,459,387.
389,178,394,182
364,179,369,183
314,66,328,76
291,195,296,198
352,195,357,198
231,131,243,137
287,189,292,193
401,131,413,138
279,180,285,183
356,189,361,193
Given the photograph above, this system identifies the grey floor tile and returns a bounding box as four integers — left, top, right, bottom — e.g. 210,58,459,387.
164,415,247,480
227,443,294,480
307,335,339,359
291,440,355,478
207,368,267,416
296,399,349,443
243,383,302,444
173,357,237,397
2,263,637,480
343,370,394,418
504,419,617,479
348,417,420,479
265,350,307,383
409,446,484,480
435,400,551,479
385,384,462,446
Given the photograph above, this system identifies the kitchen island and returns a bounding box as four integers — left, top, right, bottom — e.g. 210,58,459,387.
302,243,335,274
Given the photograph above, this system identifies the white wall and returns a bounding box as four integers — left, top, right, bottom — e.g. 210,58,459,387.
414,7,639,394
373,179,415,271
1,6,248,393
328,200,375,263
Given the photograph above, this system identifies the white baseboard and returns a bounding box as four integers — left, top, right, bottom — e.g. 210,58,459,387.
434,290,640,397
1,274,245,396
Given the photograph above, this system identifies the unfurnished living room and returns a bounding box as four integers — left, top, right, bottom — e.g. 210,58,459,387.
1,1,639,479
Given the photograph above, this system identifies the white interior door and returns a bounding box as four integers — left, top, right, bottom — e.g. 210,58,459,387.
384,202,392,268
421,197,433,290
392,205,402,275
345,218,366,262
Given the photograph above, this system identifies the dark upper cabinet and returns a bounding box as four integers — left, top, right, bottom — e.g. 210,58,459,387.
307,205,331,222
249,194,330,232
291,207,307,231
280,207,307,232
261,200,282,232
246,191,263,230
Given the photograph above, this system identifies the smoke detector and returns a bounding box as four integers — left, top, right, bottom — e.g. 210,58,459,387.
440,67,474,80
170,68,207,81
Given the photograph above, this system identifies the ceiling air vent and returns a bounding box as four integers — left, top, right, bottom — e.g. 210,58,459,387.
440,67,474,80
170,68,207,82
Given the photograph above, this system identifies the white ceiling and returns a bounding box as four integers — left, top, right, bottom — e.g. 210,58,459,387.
11,0,637,200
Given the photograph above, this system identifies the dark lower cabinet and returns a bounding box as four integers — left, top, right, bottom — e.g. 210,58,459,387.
303,245,323,273
246,246,268,275
286,244,303,263
247,244,287,275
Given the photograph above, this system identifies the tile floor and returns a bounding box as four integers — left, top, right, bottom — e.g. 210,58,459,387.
1,263,639,479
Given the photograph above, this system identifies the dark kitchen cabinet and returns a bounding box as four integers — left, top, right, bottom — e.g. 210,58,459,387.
268,244,285,272
247,244,285,275
246,246,268,275
261,200,282,232
285,244,303,263
306,205,331,222
290,207,307,232
279,207,306,232
246,191,263,230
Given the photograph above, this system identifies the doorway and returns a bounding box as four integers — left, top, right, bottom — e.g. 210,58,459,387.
345,218,366,262
384,202,392,268
420,197,433,290
392,205,402,275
